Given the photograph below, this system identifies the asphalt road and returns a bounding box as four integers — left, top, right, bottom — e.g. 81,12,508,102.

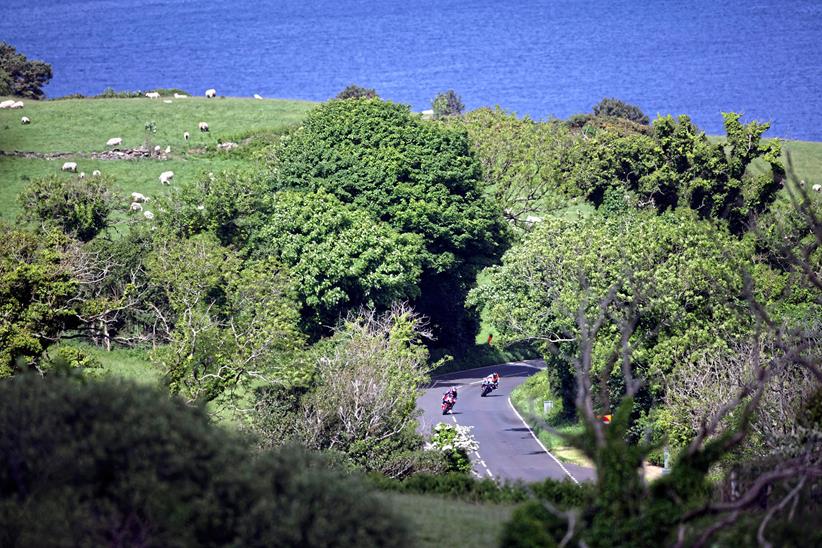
418,361,595,484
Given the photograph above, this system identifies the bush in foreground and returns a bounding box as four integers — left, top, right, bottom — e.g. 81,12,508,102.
0,375,409,547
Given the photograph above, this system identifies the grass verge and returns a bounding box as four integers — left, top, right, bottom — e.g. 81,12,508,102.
509,370,592,468
383,492,513,548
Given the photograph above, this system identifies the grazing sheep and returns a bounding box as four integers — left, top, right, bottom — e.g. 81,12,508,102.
143,210,155,220
165,145,171,154
0,100,14,109
205,88,217,98
92,170,101,177
61,162,78,173
800,180,806,188
130,202,143,212
79,172,86,179
813,184,821,192
21,116,30,124
131,192,148,203
183,131,190,141
154,145,161,153
159,171,174,185
198,122,209,132
106,137,123,147
10,101,24,109
174,93,188,99
145,92,160,99
254,94,263,100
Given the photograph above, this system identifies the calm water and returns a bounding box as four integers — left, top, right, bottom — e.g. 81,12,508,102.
2,0,821,139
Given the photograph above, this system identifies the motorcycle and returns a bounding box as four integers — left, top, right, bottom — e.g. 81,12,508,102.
480,380,498,397
441,395,456,415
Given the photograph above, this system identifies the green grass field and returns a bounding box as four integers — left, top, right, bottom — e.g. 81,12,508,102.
383,492,514,547
0,95,315,222
0,96,314,152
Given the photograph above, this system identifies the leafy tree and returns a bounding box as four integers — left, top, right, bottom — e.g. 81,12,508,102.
247,190,425,333
469,209,750,421
0,374,410,547
336,83,378,99
561,113,785,233
253,305,434,476
432,89,465,118
147,233,303,403
18,174,116,241
0,227,80,377
456,107,579,221
0,42,53,99
270,98,510,344
592,97,650,125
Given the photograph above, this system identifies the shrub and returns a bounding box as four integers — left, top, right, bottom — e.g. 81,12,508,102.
0,375,410,547
427,422,479,473
336,84,378,99
18,174,116,241
592,97,649,125
432,89,465,118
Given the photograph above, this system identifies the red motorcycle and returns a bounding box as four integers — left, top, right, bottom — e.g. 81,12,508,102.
441,394,457,415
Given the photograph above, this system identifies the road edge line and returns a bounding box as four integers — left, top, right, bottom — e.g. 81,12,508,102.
507,397,580,485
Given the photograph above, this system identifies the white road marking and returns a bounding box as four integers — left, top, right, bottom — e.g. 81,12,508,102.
450,410,493,479
507,397,580,485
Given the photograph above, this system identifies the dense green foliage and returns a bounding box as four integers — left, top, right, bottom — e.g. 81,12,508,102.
336,83,378,99
432,89,465,119
0,227,80,377
0,374,409,547
19,174,116,241
247,190,425,331
592,97,650,125
470,209,749,424
252,307,438,476
0,42,52,99
269,98,510,343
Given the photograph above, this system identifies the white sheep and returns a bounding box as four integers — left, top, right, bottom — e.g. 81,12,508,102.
106,137,122,147
198,121,209,132
79,172,86,179
205,88,217,98
183,131,190,141
92,170,101,177
131,192,148,203
10,101,24,109
165,145,171,154
813,184,821,193
145,92,160,99
130,202,143,212
61,162,78,173
154,145,161,153
253,93,263,100
174,93,188,99
21,116,30,125
159,171,174,185
0,100,14,109
143,210,155,220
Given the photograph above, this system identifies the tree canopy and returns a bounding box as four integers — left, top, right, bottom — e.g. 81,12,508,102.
0,42,52,99
270,98,510,343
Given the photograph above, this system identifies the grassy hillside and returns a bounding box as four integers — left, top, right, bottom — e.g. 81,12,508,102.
0,96,313,152
0,96,315,221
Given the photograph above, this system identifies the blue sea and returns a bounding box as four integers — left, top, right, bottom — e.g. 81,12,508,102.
2,0,821,139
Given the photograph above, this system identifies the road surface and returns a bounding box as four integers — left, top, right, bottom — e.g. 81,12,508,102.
418,361,595,484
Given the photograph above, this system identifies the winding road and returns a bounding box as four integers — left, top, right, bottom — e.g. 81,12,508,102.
418,361,595,484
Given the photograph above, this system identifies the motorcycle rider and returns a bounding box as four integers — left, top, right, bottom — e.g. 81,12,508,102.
443,386,458,404
483,372,500,388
